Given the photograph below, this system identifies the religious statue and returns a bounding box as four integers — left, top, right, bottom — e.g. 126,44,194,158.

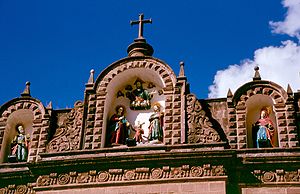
253,107,275,148
9,125,30,162
133,121,145,144
148,102,164,143
108,105,131,145
126,79,152,110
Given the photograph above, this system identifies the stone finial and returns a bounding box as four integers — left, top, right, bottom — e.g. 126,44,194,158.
88,69,95,84
287,84,293,95
179,61,185,77
253,66,261,81
127,37,154,57
177,61,187,81
21,81,31,97
227,88,233,98
46,101,53,109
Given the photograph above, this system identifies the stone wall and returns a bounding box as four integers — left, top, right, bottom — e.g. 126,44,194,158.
37,181,226,194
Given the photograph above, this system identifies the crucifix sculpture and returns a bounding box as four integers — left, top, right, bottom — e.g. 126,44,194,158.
130,13,152,39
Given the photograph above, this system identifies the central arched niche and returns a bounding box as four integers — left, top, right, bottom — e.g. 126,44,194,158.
0,109,33,163
101,68,166,146
245,94,279,148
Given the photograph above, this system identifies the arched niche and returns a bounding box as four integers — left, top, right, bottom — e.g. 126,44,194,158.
102,68,166,146
245,94,279,148
85,57,178,149
0,98,49,162
0,109,34,163
228,80,296,149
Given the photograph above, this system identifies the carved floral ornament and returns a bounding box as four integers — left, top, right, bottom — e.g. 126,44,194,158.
0,184,34,194
47,101,83,153
186,94,221,144
36,164,225,187
253,169,300,183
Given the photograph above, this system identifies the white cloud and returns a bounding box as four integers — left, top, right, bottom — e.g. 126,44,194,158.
270,0,300,39
208,0,300,98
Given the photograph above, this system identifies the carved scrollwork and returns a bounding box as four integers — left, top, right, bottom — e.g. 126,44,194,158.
37,175,51,186
47,101,83,153
186,94,221,144
212,165,225,176
285,171,299,182
77,173,89,183
16,185,28,194
170,167,183,178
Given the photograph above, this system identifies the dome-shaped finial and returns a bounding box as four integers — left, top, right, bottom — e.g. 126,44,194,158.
127,14,154,57
253,66,261,81
21,81,31,97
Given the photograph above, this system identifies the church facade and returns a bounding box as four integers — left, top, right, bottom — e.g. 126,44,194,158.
1,14,300,194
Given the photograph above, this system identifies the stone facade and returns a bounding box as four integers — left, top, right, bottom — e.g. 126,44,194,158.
1,17,300,194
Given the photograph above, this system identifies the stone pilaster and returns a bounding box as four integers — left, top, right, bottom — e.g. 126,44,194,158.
227,91,237,149
83,93,96,149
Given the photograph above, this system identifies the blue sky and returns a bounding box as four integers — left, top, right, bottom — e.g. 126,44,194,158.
0,0,299,109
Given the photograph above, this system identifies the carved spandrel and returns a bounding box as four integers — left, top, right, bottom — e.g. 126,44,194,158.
47,101,83,153
186,94,222,144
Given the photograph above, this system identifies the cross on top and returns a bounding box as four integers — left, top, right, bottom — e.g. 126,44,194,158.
130,13,152,39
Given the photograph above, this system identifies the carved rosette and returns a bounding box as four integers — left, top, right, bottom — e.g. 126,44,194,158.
190,166,203,177
151,168,163,179
57,174,70,185
47,101,83,152
16,185,28,194
253,169,300,183
186,94,221,144
36,164,225,187
124,170,136,180
98,171,110,182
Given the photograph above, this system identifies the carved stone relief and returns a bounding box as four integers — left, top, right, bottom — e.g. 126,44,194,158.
186,94,222,144
36,164,225,187
47,101,83,152
253,169,300,183
0,183,34,194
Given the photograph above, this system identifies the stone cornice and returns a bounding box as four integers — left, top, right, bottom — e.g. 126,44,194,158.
2,148,300,192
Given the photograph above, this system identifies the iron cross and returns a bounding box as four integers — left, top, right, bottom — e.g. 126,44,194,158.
130,13,152,39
